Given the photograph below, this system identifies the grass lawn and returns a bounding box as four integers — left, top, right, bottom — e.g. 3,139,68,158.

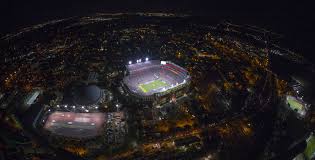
304,135,315,160
139,79,169,93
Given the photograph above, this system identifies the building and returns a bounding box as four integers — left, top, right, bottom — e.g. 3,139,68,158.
24,90,42,106
72,84,104,106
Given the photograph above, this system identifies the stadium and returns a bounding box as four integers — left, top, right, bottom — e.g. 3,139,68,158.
123,59,190,104
286,95,309,117
43,111,106,139
39,84,109,139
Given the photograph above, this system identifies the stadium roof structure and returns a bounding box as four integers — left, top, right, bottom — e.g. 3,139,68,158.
72,85,103,106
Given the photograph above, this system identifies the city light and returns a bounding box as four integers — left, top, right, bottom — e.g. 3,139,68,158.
3,13,312,159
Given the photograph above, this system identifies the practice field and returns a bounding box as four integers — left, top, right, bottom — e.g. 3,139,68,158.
44,111,105,138
139,79,169,93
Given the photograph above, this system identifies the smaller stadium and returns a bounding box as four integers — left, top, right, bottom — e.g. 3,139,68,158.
43,111,106,138
123,59,190,101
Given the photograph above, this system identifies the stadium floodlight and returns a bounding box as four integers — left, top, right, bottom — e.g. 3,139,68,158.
145,57,149,61
65,105,68,108
82,106,85,109
85,109,89,112
139,59,142,62
72,106,75,109
129,61,132,65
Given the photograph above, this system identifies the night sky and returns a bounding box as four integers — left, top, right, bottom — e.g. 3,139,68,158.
1,0,315,62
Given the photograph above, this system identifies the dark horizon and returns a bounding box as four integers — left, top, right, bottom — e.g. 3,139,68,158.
2,0,315,62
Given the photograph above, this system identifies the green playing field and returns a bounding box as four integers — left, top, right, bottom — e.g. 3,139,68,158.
139,79,169,93
287,96,303,111
304,135,315,160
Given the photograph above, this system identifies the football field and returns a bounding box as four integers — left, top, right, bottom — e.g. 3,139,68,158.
287,96,303,111
139,79,169,93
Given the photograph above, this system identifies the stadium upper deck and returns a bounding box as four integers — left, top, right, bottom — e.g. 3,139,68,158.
123,60,190,98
